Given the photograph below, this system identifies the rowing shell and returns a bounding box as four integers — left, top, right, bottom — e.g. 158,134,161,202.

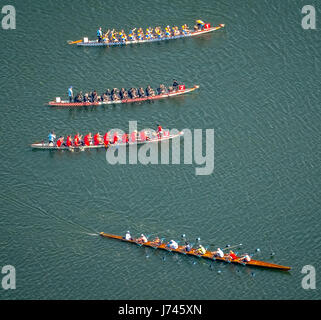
48,85,199,107
99,232,291,271
31,131,183,150
72,24,225,47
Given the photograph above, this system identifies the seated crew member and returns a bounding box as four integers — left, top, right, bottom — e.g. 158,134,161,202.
157,124,163,138
97,27,103,42
139,130,147,142
66,135,73,147
195,19,205,30
215,248,224,258
167,240,179,250
74,133,81,147
130,130,138,143
152,237,161,245
103,132,110,146
197,244,206,255
137,234,148,244
48,131,56,146
172,79,179,90
83,133,92,146
124,231,132,241
242,254,251,262
122,132,129,144
112,131,119,144
229,250,238,260
184,241,192,252
56,136,64,148
93,132,102,145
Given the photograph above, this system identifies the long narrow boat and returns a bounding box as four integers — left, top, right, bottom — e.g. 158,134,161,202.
31,130,183,150
48,85,199,107
100,232,291,271
71,23,225,47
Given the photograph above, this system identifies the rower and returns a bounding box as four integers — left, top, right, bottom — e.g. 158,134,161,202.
124,231,132,241
93,132,102,145
184,241,192,252
215,248,224,258
157,124,163,138
172,79,179,90
112,131,119,144
97,27,103,42
242,254,251,262
122,132,129,144
84,133,92,146
196,19,205,30
167,240,178,250
68,86,73,103
197,244,206,255
229,250,238,260
56,136,64,148
130,130,137,143
137,234,148,244
66,135,73,147
48,131,56,146
74,133,81,147
103,132,110,146
139,130,147,142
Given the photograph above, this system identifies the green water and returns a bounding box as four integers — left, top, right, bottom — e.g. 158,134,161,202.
0,0,320,300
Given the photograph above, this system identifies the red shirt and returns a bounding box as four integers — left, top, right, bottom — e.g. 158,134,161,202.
56,138,63,147
131,132,137,142
74,135,80,146
157,125,163,132
113,134,118,144
94,133,100,145
140,131,146,141
66,136,72,147
122,133,129,143
84,134,91,146
230,253,237,260
103,133,109,145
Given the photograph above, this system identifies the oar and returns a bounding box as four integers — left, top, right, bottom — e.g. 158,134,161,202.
222,243,243,251
68,39,82,45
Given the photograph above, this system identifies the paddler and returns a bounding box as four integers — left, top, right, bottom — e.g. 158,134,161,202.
242,254,251,262
184,241,192,252
130,130,138,143
66,135,73,147
74,133,81,147
56,136,64,148
128,28,136,40
68,86,73,103
48,131,56,146
139,130,147,142
172,79,179,90
122,132,129,144
157,124,163,138
215,248,224,258
197,244,206,255
137,234,148,244
93,132,102,145
229,250,238,260
124,231,132,241
196,19,205,30
84,133,92,146
97,27,103,42
103,132,110,146
112,131,119,144
167,240,178,250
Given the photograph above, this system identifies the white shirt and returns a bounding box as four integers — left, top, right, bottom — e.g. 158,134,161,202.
125,233,131,240
243,255,251,262
217,248,224,258
141,235,148,243
169,241,178,249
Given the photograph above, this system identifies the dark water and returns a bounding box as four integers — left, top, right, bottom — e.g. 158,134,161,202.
0,0,320,300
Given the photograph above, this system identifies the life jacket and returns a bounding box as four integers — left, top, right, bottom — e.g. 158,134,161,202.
74,135,80,146
113,134,118,144
157,125,163,132
122,134,128,143
140,131,146,141
94,134,100,145
131,132,137,142
103,133,109,144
